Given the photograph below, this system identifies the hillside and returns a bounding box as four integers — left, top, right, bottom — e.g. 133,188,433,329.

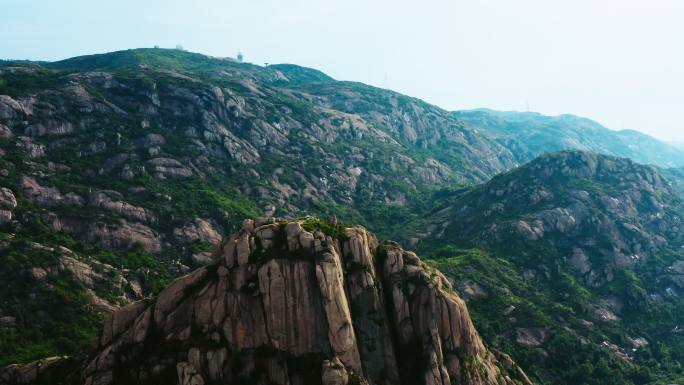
671,142,684,151
0,48,520,366
3,48,684,383
663,167,684,196
1,48,517,240
0,218,531,385
410,151,684,384
453,109,684,169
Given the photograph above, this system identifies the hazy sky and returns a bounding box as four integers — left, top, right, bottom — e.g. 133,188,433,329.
3,0,684,141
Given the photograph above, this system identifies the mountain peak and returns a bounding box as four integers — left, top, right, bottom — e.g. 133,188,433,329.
1,217,530,385
518,150,672,194
44,48,244,72
37,49,336,85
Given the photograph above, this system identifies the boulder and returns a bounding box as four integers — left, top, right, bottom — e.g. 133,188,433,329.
20,176,84,207
147,158,193,178
321,357,349,385
173,218,222,245
86,220,161,253
89,191,157,224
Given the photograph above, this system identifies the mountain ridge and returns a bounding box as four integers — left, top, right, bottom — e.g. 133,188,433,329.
453,109,684,169
409,150,684,384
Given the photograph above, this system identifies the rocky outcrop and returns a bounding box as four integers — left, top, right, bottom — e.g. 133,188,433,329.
0,187,17,224
515,327,549,347
86,220,161,253
15,137,45,158
25,120,75,137
41,211,162,254
147,158,193,178
0,95,27,119
3,218,526,385
88,191,157,224
173,218,223,244
20,176,84,207
0,356,79,385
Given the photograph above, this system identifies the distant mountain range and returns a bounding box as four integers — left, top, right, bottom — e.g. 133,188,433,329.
453,109,684,169
670,141,684,151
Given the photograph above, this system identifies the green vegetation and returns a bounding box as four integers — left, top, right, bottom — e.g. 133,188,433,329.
431,249,684,385
0,210,172,366
453,109,684,169
2,48,684,385
301,216,348,239
0,236,99,366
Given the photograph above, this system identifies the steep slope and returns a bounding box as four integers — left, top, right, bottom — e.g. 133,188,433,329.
454,109,684,168
0,48,517,365
409,151,684,384
1,218,530,385
0,48,516,246
663,167,684,197
0,233,161,366
672,142,684,152
415,150,683,275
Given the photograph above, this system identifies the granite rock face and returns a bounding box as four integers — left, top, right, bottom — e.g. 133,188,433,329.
2,218,527,385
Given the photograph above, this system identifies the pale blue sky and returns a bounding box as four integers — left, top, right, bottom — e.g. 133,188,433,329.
2,0,684,141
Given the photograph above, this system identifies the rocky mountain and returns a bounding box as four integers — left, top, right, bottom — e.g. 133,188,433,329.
1,218,531,385
0,48,519,367
4,47,684,384
409,151,684,384
0,48,518,255
414,151,683,273
453,109,684,169
663,167,684,197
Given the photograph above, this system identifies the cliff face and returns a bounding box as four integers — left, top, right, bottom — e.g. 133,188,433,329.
2,218,527,385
